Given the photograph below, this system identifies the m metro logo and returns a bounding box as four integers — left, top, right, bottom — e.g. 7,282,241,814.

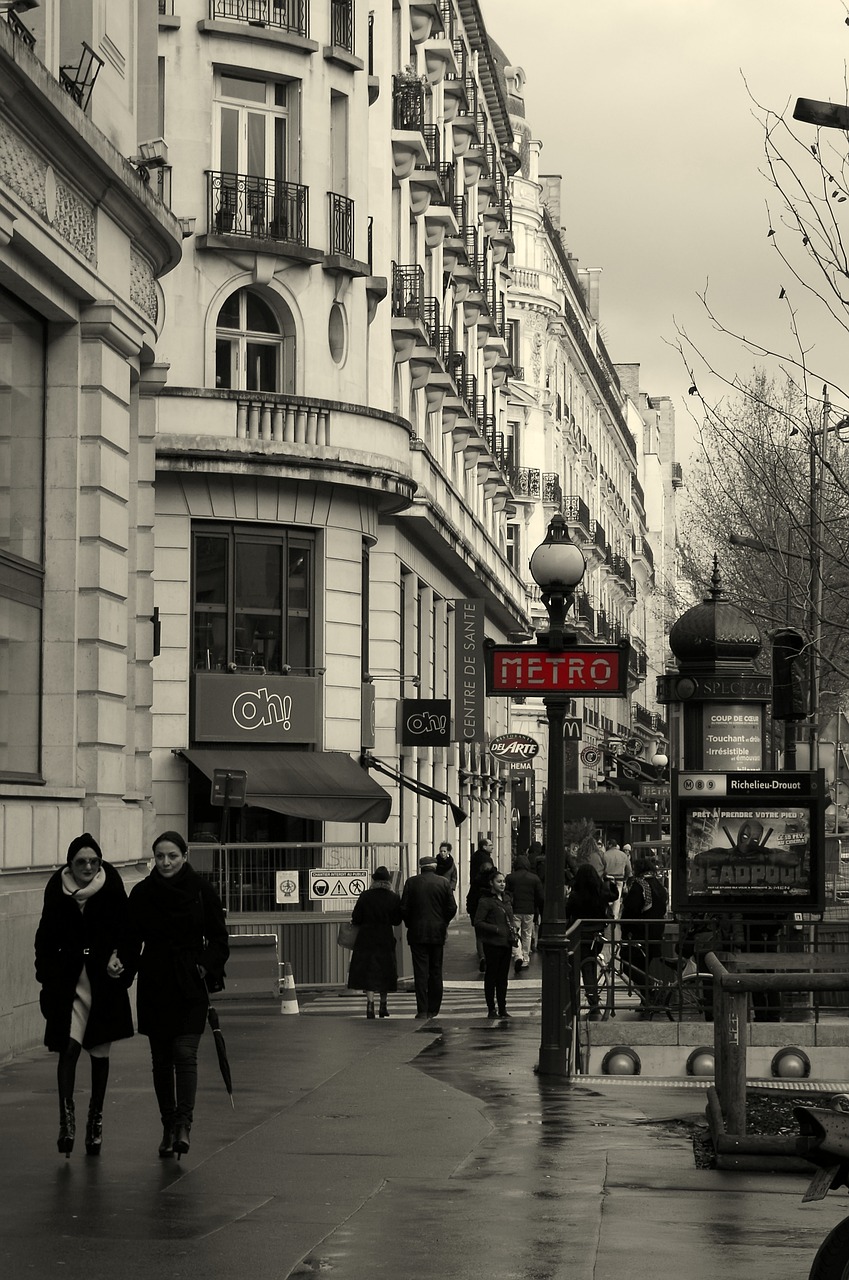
485,642,630,697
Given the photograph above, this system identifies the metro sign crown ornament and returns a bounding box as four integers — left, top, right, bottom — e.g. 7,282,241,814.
484,640,630,698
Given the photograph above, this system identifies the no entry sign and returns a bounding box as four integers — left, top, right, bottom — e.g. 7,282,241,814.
485,642,630,697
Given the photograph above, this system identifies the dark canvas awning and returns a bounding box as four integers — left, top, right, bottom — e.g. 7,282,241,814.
563,792,653,823
179,749,392,824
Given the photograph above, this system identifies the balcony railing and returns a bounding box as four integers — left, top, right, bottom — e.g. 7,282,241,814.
634,702,654,730
392,75,426,130
576,594,595,630
433,162,454,206
422,297,440,347
594,521,607,553
631,472,645,509
3,7,35,48
209,0,309,35
460,374,479,417
563,494,591,531
437,325,456,369
328,192,354,257
633,534,655,572
330,0,354,52
612,554,632,588
207,172,309,245
542,473,562,505
452,194,468,235
438,0,455,42
158,0,175,12
60,42,104,112
445,35,467,82
417,125,441,171
391,263,425,319
512,467,541,500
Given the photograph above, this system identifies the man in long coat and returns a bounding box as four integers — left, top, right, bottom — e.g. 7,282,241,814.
400,855,457,1018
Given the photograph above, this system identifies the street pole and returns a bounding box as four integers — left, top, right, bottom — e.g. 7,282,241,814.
528,514,586,1078
538,692,570,1075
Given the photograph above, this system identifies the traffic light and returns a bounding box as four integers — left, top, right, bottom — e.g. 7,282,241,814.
771,628,809,722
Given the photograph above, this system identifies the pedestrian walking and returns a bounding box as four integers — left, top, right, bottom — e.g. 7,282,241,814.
566,864,618,1020
128,831,229,1160
465,855,494,971
505,854,543,972
34,834,137,1158
603,839,633,918
620,856,670,1008
434,840,458,893
473,868,516,1019
575,833,607,876
346,866,403,1018
470,835,494,880
400,855,457,1019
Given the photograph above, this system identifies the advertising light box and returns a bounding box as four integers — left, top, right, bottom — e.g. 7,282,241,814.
671,770,825,914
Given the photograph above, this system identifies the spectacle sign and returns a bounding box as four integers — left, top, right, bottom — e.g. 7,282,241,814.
485,641,629,697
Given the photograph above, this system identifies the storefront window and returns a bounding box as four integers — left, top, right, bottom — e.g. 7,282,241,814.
0,288,44,778
192,525,313,673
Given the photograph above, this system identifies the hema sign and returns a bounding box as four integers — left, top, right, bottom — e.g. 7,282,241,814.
193,673,320,743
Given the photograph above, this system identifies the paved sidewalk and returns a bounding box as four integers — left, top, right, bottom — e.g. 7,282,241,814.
2,977,849,1280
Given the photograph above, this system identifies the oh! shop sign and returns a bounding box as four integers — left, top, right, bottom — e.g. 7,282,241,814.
193,673,320,743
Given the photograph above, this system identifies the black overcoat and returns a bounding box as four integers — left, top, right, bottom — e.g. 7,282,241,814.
346,884,403,992
129,863,229,1039
34,861,137,1052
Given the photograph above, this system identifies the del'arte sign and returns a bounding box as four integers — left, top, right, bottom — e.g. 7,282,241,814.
453,599,485,742
484,641,630,697
489,733,540,761
193,673,320,743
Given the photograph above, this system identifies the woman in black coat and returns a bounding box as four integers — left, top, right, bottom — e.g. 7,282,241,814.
473,868,516,1019
128,831,229,1159
346,866,403,1018
34,833,136,1158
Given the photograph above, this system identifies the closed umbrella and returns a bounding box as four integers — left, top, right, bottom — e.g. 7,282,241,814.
207,1004,234,1108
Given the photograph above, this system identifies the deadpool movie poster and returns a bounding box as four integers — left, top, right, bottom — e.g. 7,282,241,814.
684,805,812,899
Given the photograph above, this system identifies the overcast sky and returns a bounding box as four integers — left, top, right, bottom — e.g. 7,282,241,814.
483,0,849,463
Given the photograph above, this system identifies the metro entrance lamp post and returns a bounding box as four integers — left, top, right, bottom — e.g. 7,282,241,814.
529,513,586,1076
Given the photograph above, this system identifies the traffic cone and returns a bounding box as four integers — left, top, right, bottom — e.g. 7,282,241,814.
280,960,300,1015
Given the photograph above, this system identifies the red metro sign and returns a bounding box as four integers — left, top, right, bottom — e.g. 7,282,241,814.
485,642,630,697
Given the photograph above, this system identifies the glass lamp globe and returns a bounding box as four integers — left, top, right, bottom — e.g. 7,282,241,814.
529,515,586,590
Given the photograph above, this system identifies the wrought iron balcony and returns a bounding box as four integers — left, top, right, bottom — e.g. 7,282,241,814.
392,75,426,130
445,36,467,82
417,125,441,171
576,594,595,631
328,192,354,257
634,702,654,730
451,194,468,235
209,0,309,35
594,521,608,553
612,554,632,587
207,172,308,245
562,494,591,533
511,468,541,500
542,473,562,505
391,263,425,319
330,0,354,51
459,374,479,416
433,162,454,206
5,6,36,46
60,41,104,112
632,533,655,572
422,297,441,348
436,325,456,369
438,0,455,42
448,347,466,384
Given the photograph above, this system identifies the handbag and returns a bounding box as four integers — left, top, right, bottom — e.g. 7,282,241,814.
337,920,359,949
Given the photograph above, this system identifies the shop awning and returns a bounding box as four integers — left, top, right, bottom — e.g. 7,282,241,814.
179,749,392,824
563,792,654,823
364,755,467,827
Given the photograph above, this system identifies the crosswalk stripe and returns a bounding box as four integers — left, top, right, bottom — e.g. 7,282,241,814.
301,986,542,1018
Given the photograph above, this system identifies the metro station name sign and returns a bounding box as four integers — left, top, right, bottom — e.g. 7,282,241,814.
484,642,629,697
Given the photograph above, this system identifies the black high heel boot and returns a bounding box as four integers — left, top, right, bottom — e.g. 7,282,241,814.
366,1000,376,1019
172,1122,191,1160
158,1125,175,1159
85,1110,103,1156
379,999,389,1018
57,1099,75,1157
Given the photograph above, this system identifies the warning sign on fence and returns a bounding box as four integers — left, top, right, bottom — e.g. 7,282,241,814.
309,868,369,901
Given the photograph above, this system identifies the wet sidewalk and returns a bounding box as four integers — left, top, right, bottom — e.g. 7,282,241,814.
2,927,848,1279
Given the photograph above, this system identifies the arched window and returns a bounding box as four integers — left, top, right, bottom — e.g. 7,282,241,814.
214,288,294,392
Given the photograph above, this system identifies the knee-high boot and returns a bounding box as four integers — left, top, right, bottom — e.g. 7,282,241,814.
57,1041,81,1156
86,1057,109,1156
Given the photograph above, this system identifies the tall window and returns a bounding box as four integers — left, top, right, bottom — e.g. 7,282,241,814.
217,73,295,185
215,288,294,392
0,288,44,778
192,526,314,674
